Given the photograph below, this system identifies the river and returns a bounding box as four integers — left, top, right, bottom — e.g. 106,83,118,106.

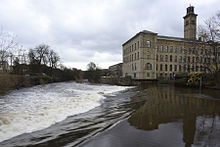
0,82,220,147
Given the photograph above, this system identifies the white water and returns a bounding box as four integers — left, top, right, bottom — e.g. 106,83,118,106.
0,82,130,142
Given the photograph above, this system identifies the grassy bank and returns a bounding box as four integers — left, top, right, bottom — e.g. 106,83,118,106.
0,73,63,95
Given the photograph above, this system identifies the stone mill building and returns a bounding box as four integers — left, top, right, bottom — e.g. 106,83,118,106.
122,6,216,80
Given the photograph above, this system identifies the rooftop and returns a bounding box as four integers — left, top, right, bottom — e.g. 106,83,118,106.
122,30,201,46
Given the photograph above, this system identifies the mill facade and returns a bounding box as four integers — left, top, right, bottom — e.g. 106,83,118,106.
122,6,216,80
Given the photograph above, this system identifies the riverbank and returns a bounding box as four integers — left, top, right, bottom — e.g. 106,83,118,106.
0,73,74,95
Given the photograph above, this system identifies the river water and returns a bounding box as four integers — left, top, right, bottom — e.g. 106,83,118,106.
0,82,220,147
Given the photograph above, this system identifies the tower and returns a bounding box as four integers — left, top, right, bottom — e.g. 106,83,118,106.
183,6,197,40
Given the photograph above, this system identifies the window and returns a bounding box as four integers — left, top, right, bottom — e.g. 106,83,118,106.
130,46,131,52
170,46,173,53
165,55,168,62
179,56,182,63
170,55,172,62
135,63,136,70
165,64,168,71
201,49,203,54
187,65,190,72
192,65,194,72
147,51,150,59
208,58,210,63
135,53,136,60
175,65,177,71
184,48,186,54
184,65,186,72
156,54,158,61
132,54,133,61
192,48,195,54
175,56,177,62
146,63,152,70
184,56,186,63
188,48,191,54
196,57,199,62
156,64,158,71
132,64,134,70
170,65,172,71
196,66,199,72
180,47,182,53
175,47,177,53
160,64,163,70
192,57,194,63
160,45,163,52
196,48,199,54
160,55,163,61
155,45,158,52
132,45,133,51
188,56,190,62
147,40,151,48
179,65,182,72
165,46,168,52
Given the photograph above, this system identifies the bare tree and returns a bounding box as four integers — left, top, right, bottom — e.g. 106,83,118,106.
48,49,60,68
34,44,49,65
0,28,17,72
198,12,220,73
28,49,38,65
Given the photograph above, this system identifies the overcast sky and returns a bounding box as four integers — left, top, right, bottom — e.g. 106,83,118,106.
1,0,220,70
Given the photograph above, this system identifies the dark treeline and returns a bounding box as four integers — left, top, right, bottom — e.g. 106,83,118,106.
10,44,84,84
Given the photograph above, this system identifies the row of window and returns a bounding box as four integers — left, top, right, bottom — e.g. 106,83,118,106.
123,40,152,55
156,64,203,72
123,41,140,55
123,52,140,63
156,45,213,55
131,63,137,71
125,52,213,64
132,63,203,75
157,55,213,64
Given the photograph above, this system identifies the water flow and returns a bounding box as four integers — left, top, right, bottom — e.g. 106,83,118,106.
0,82,129,142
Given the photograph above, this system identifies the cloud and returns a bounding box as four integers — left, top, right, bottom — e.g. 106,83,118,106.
0,0,220,70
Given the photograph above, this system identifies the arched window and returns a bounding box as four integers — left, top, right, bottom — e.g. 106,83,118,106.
145,63,152,70
170,55,172,62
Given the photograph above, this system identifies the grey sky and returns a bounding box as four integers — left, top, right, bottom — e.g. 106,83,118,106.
0,0,219,70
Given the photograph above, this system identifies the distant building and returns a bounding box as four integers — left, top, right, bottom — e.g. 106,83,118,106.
109,63,122,77
122,6,218,80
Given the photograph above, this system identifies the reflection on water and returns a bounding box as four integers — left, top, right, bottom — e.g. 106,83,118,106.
129,86,220,147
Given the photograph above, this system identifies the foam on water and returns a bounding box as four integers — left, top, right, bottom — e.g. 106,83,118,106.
0,82,130,142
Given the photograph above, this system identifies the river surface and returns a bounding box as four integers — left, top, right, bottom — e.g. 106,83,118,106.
0,82,220,147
